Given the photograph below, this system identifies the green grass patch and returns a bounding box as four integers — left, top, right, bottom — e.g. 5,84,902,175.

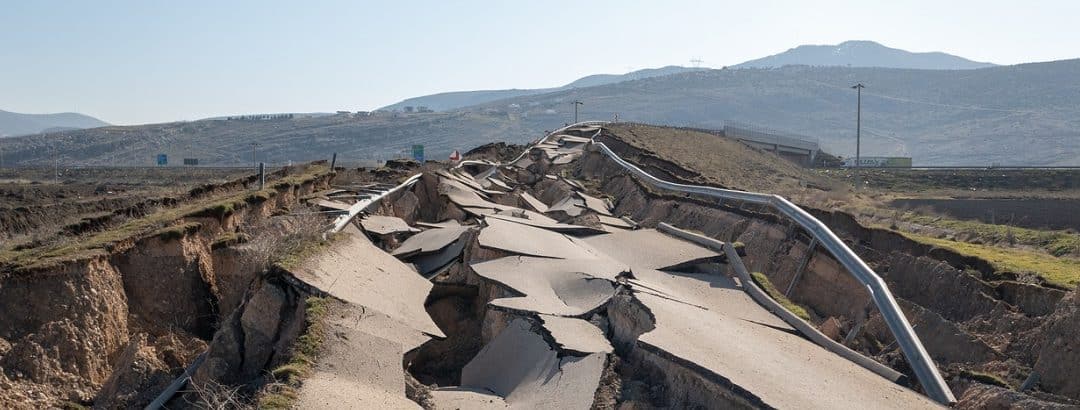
245,189,276,204
210,232,249,250
256,296,331,409
899,212,1080,257
730,241,746,256
153,221,202,242
901,231,1080,289
186,188,281,219
750,271,811,321
186,201,238,219
959,369,1011,388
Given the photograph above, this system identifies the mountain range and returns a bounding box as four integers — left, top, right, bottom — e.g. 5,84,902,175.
460,58,1080,166
3,41,1077,167
0,110,109,138
381,41,995,112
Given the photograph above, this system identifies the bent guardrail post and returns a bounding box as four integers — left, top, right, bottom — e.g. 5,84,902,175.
588,135,956,405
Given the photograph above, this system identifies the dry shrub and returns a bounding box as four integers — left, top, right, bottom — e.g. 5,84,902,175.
183,379,252,410
240,206,332,271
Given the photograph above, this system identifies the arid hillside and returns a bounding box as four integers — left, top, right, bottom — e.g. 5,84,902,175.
0,112,532,167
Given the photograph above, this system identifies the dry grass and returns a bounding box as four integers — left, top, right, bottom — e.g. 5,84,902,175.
184,379,252,410
608,123,843,197
254,296,331,409
240,207,336,272
0,164,329,273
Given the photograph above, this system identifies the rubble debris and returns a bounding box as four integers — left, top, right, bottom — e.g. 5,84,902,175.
290,225,444,337
582,228,724,271
360,214,421,236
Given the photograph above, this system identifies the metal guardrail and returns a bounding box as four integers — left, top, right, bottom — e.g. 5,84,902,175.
583,122,955,405
329,173,424,233
144,353,206,409
657,222,907,385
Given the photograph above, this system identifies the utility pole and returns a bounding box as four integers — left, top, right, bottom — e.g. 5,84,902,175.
52,146,59,185
250,143,260,170
852,83,865,188
572,100,583,123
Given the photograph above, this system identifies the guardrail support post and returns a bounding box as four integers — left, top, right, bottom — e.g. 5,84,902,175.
785,237,817,297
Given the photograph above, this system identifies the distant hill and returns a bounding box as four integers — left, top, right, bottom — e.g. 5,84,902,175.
462,59,1080,166
0,109,109,137
8,59,1079,167
734,40,996,70
0,112,526,167
379,66,705,112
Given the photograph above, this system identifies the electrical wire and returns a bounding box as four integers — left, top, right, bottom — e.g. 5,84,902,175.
793,75,1066,118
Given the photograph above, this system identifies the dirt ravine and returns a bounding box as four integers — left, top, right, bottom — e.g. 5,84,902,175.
0,168,332,408
589,128,1080,407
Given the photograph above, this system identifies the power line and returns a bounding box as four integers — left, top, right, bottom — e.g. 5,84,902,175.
794,76,1063,117
861,92,1043,115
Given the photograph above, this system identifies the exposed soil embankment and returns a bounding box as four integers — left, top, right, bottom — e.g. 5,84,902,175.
590,129,1080,406
0,167,260,241
0,165,331,407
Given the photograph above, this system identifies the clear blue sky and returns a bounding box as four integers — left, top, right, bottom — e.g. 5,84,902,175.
2,0,1078,125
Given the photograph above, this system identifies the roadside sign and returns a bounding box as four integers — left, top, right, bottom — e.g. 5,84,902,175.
449,150,461,162
412,144,425,163
156,154,167,166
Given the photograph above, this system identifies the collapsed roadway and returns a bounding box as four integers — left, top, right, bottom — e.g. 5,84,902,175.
187,122,958,409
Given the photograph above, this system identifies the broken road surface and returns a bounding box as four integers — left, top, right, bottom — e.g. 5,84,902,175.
284,129,940,409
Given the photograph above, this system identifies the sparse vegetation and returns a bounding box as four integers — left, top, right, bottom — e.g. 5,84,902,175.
210,232,248,250
750,271,811,321
896,212,1080,258
900,231,1080,288
154,221,202,242
185,379,251,410
255,296,331,409
960,369,1011,389
274,234,338,270
0,164,330,273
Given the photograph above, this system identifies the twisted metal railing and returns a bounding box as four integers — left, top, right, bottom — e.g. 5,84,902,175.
583,122,954,404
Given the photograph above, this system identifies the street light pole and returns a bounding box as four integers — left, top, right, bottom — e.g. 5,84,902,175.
572,100,583,123
852,83,865,187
